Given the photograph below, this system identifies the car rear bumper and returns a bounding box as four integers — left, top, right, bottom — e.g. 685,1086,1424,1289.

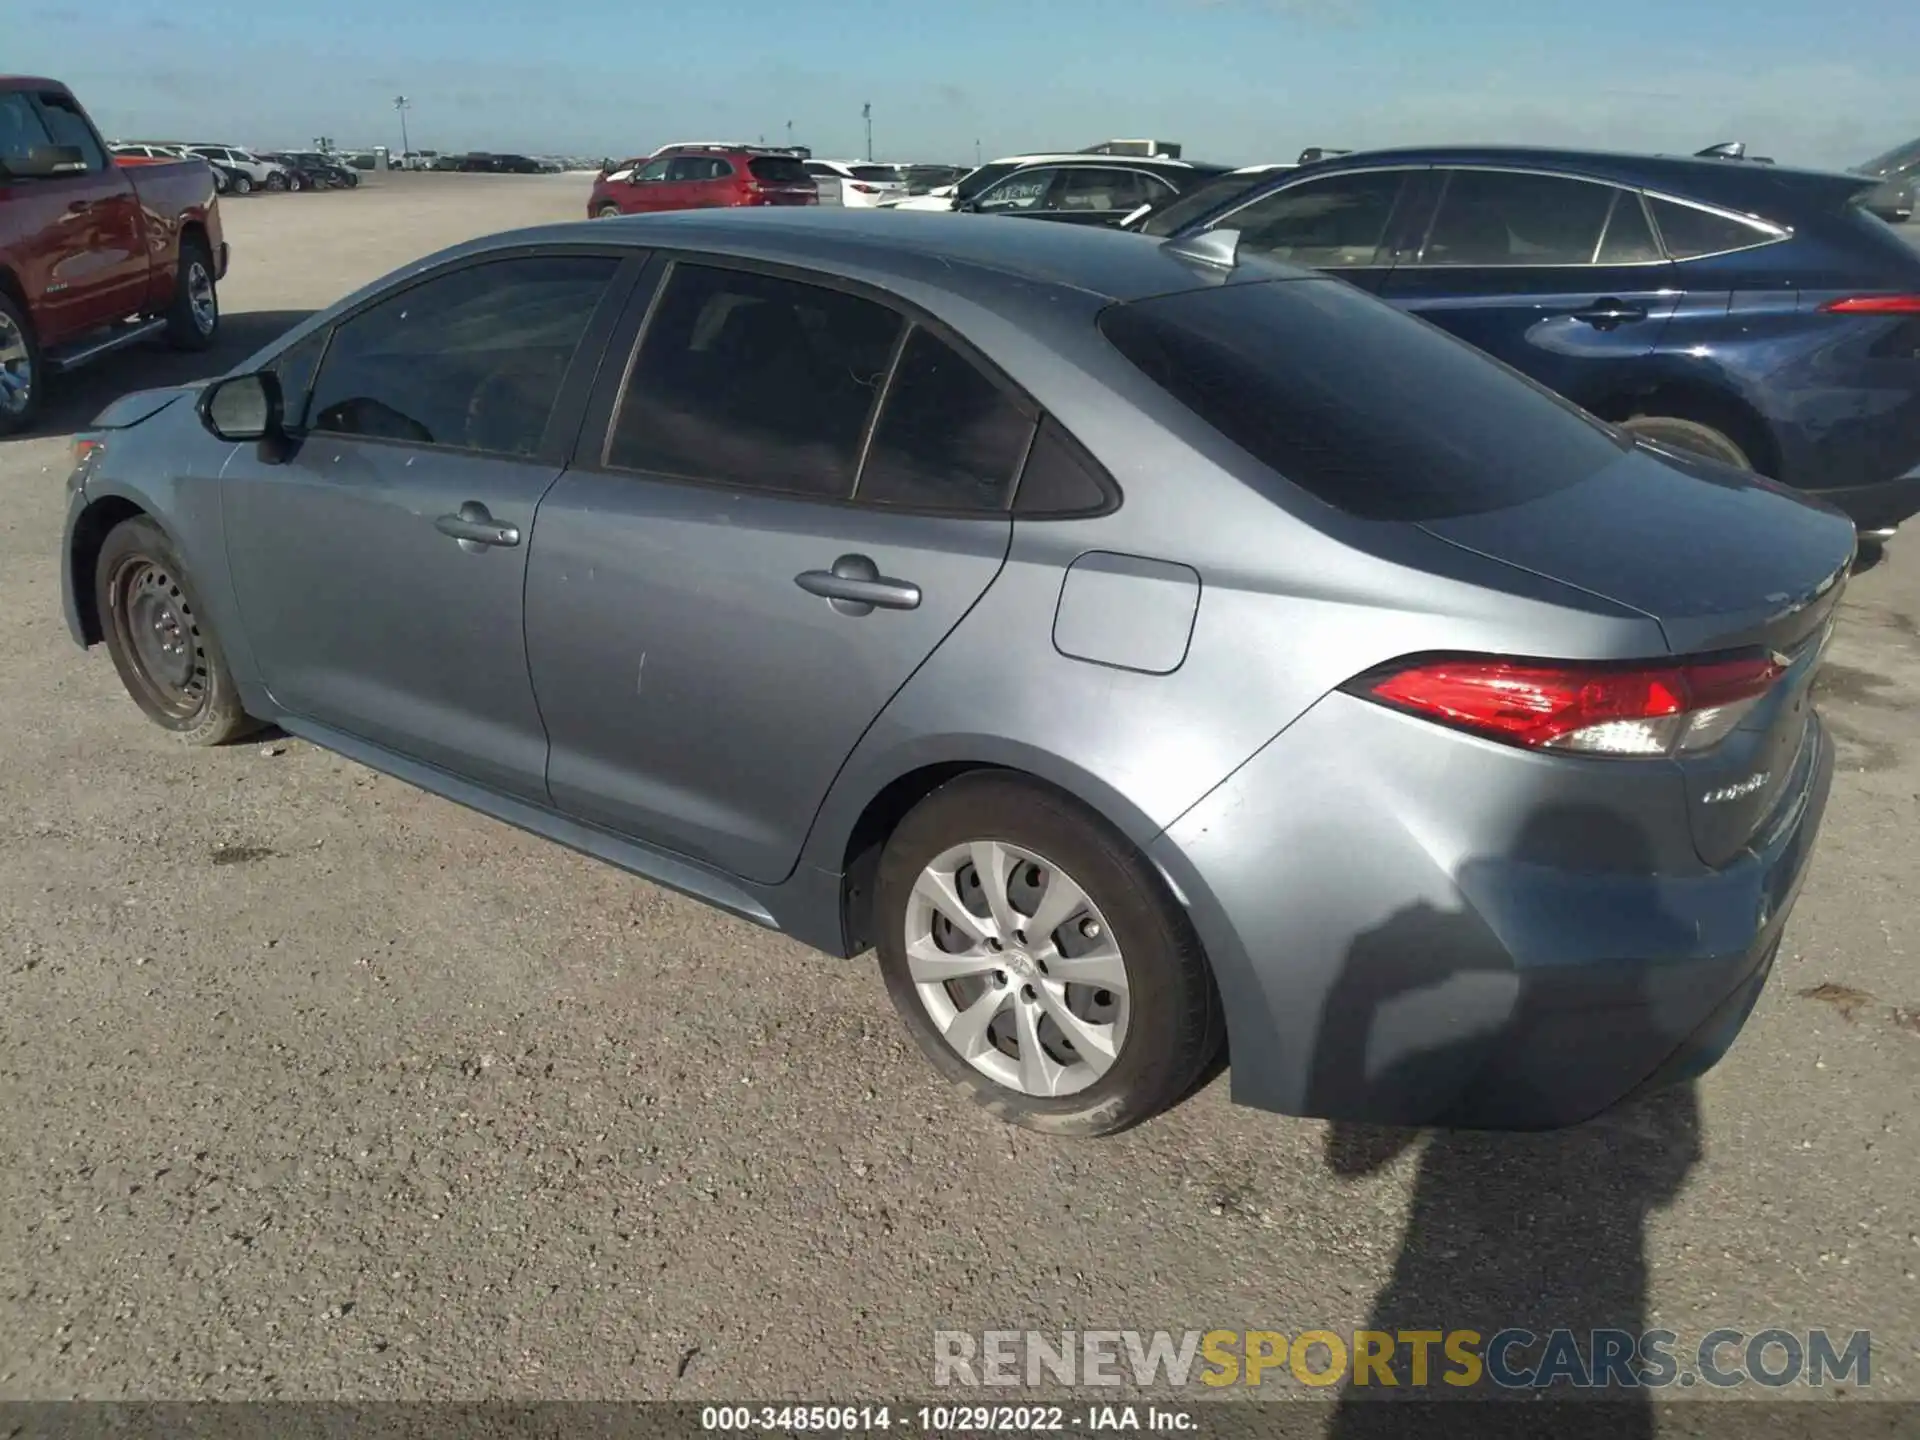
1803,469,1920,533
1149,693,1834,1131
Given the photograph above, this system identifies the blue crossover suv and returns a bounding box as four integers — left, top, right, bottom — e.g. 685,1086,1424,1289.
1166,146,1920,540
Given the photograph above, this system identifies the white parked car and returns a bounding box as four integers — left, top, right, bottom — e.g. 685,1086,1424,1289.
884,153,1115,212
185,145,292,189
804,159,908,207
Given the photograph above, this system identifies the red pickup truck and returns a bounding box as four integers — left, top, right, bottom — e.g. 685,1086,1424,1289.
1,77,228,435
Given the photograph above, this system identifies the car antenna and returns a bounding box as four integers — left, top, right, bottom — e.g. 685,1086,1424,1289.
1160,228,1241,271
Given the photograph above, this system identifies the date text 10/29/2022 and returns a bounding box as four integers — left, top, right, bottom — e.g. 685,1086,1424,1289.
701,1406,1196,1432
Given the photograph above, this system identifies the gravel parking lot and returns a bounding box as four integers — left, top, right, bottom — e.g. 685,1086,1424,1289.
2,173,1917,1407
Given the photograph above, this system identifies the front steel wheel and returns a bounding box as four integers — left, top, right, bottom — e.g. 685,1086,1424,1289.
96,517,259,746
905,841,1130,1098
876,775,1223,1136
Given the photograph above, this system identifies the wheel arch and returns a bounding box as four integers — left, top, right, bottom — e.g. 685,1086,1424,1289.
0,264,27,314
814,738,1185,958
70,494,155,645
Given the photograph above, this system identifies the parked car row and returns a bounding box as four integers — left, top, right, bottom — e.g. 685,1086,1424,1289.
110,141,362,195
586,134,1920,548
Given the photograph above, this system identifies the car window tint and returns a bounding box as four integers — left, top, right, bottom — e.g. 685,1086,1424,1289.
666,156,709,182
1595,189,1663,264
1052,167,1166,212
1013,416,1115,516
1219,171,1403,267
856,328,1034,511
307,254,618,456
747,156,810,184
977,167,1056,212
0,93,54,166
1420,170,1614,266
1099,278,1627,522
635,158,671,181
1647,196,1780,259
607,264,902,498
35,94,106,172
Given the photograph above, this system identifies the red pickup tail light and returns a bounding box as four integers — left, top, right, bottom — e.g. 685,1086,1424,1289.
1818,294,1920,315
1348,653,1787,757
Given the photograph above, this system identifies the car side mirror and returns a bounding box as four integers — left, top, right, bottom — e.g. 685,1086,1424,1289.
199,371,294,462
0,144,88,179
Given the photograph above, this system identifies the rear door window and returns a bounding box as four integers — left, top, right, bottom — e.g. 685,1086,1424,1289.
1212,170,1405,268
1595,190,1663,264
1418,170,1616,266
748,156,811,185
1646,196,1783,259
1098,278,1628,521
855,328,1034,512
306,254,620,456
975,167,1057,212
1052,167,1173,213
607,263,902,498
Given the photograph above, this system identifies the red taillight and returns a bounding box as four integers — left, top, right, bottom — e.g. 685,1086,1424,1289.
1354,653,1786,756
1818,294,1920,315
850,182,878,194
72,437,105,466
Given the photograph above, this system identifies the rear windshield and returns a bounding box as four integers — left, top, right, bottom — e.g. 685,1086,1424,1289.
850,165,903,184
1098,279,1630,522
749,156,811,184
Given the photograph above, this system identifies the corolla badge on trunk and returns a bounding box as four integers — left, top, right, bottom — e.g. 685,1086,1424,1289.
1705,771,1772,804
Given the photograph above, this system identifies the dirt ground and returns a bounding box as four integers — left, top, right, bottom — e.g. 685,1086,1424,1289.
1,173,1916,1407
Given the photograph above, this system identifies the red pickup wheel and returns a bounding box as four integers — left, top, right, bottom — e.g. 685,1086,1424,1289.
0,291,42,436
164,237,219,352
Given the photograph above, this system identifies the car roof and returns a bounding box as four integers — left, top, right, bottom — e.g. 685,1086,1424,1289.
426,208,1298,309
1279,144,1873,212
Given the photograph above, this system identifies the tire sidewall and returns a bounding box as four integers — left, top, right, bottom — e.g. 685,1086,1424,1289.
95,518,249,746
0,291,43,436
873,776,1215,1136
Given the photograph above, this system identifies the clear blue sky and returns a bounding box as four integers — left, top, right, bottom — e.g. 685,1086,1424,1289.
17,0,1919,168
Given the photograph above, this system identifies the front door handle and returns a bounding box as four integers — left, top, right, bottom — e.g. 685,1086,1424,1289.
795,554,921,616
1570,298,1647,328
435,501,520,553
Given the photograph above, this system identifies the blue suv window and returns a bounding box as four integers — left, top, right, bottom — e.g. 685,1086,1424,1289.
1645,196,1781,260
1419,170,1620,266
1213,169,1404,268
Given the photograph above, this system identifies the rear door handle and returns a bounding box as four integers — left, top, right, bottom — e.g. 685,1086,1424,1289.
1570,298,1647,327
795,554,921,616
435,501,521,552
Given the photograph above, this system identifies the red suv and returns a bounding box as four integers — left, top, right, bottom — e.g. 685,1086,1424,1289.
591,145,817,218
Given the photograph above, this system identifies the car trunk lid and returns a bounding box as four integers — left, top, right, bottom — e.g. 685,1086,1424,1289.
1418,441,1856,865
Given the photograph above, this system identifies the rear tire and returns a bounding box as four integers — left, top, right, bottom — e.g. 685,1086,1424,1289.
1619,414,1752,469
264,172,287,192
873,774,1224,1137
232,173,253,195
95,517,260,747
596,203,623,218
0,290,43,438
164,237,218,351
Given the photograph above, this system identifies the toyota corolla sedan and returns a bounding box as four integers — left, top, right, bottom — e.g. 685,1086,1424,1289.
60,211,1852,1137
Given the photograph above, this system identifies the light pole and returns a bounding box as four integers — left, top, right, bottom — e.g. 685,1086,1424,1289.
974,138,981,165
393,95,412,162
786,120,794,150
862,102,872,162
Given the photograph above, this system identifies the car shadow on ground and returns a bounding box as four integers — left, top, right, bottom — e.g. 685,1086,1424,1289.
8,309,313,443
1300,809,1707,1437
